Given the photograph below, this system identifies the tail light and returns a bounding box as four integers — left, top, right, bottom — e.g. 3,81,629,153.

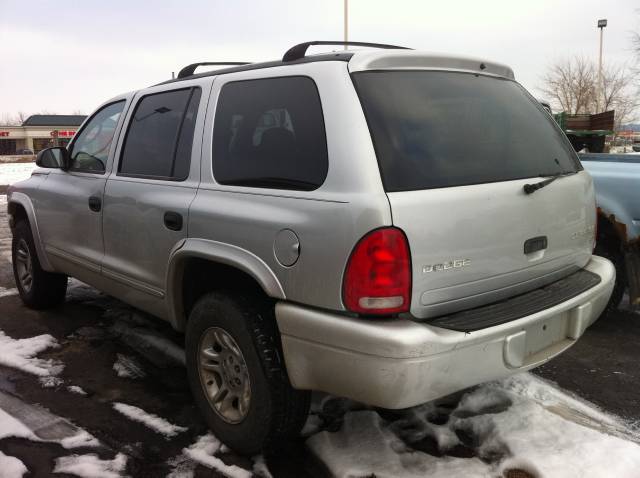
343,227,411,316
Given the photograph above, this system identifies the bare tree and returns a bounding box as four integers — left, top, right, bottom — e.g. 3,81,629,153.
0,112,29,126
15,111,28,125
539,56,638,128
539,57,596,115
597,63,639,128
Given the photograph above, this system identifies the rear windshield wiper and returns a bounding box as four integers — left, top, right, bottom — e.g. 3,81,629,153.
523,171,576,195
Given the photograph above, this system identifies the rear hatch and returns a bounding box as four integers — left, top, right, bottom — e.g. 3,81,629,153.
353,70,595,319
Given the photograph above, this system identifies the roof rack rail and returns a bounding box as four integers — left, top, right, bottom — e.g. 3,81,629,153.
282,41,410,62
177,62,251,79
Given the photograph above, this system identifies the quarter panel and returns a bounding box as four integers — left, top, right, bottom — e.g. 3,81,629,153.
188,190,390,311
583,160,640,241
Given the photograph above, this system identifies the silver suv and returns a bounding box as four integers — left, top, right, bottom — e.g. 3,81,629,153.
7,41,615,454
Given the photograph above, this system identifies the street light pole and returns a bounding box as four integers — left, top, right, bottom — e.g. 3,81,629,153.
344,0,348,49
597,19,607,112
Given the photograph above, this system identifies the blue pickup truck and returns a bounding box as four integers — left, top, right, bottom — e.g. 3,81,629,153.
581,153,640,312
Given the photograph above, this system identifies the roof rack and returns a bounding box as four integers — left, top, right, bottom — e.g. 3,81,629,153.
282,41,410,62
177,62,251,79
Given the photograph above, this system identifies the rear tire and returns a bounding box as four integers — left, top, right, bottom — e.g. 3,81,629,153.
185,291,310,455
11,220,67,309
594,242,625,316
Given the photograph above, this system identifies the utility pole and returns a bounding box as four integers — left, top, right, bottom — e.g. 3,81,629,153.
597,19,607,112
344,0,348,49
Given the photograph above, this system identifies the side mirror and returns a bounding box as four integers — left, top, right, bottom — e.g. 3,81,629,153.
36,147,70,169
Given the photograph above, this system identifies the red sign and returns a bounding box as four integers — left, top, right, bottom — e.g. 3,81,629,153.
50,130,76,137
0,132,9,137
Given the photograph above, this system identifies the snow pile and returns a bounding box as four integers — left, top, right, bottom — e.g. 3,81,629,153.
169,433,252,478
0,330,63,377
0,451,28,478
112,354,146,379
0,162,36,186
308,373,640,478
53,453,127,478
112,402,187,438
309,411,489,478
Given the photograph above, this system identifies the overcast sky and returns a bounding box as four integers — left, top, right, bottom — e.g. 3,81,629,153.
1,0,638,117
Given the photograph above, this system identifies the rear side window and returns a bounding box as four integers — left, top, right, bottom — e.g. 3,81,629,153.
212,77,328,191
119,87,201,180
353,71,581,192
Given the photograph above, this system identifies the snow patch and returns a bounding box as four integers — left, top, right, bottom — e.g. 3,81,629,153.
308,373,640,478
301,413,323,437
252,455,273,478
0,408,34,440
174,433,252,478
0,287,18,298
53,453,127,478
60,430,101,450
0,330,63,377
39,376,63,388
0,162,36,186
112,402,187,438
0,451,28,478
67,385,88,396
309,411,490,478
112,354,145,379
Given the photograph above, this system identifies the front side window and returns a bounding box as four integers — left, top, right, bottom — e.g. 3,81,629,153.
119,87,201,180
212,76,328,191
353,71,581,192
69,101,125,173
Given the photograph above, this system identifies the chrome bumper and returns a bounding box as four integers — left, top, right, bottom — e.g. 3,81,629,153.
276,255,615,409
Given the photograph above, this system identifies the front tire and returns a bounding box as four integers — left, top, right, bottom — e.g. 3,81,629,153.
12,220,67,309
185,291,310,455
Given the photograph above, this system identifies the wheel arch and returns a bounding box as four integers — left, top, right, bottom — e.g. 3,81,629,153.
7,192,55,271
166,238,285,331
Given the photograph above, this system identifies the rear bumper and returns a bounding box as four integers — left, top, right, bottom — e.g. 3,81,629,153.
276,255,615,409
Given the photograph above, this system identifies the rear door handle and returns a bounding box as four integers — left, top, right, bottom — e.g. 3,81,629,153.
163,211,183,231
88,196,102,212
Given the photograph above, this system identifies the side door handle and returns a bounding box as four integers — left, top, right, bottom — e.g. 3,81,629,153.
88,196,102,212
163,211,183,231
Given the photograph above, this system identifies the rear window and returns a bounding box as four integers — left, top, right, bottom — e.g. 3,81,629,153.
353,71,581,192
212,76,328,191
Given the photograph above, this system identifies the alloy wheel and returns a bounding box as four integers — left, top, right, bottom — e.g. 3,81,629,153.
198,327,251,424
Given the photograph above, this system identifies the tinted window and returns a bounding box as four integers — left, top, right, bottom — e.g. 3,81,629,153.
119,88,201,180
353,71,581,192
69,101,125,173
212,77,328,191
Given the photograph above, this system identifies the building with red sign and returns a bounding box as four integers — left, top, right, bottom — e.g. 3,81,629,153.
0,115,86,156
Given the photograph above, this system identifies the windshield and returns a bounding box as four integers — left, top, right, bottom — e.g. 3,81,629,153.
353,71,581,192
